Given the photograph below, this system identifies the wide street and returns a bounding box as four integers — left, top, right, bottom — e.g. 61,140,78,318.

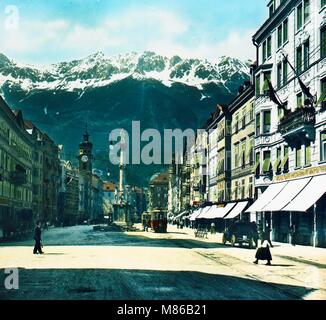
0,225,325,300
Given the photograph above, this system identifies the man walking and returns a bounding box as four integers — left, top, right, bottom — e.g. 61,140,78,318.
33,221,44,254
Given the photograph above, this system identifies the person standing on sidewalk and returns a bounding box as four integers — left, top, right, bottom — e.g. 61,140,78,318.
210,222,216,234
33,221,44,254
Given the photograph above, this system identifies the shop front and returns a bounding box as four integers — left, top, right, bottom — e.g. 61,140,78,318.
246,173,326,247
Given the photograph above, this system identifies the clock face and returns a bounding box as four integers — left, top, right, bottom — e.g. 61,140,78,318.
81,155,88,163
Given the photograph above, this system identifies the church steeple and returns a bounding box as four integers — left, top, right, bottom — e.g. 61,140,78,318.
83,123,89,143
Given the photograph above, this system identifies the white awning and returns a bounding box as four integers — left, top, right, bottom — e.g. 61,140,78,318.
262,177,311,212
207,203,236,219
245,181,288,213
189,208,202,221
224,201,248,219
196,206,212,219
281,174,326,212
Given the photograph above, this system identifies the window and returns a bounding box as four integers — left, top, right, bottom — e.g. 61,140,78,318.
267,36,272,58
241,179,245,199
263,151,271,173
256,113,261,135
304,0,310,23
241,141,246,167
263,111,271,134
234,181,239,200
277,62,282,88
283,19,288,43
278,25,283,48
249,103,254,122
305,143,311,166
256,74,261,95
320,78,326,108
297,46,303,73
269,1,275,17
296,145,302,167
303,40,310,70
321,132,326,161
278,19,288,47
234,143,239,168
263,42,267,62
297,3,303,30
321,27,326,59
255,152,261,175
263,71,271,95
248,138,254,164
283,59,288,85
274,147,282,173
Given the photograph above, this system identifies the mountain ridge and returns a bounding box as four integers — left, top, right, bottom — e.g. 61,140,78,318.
0,51,251,186
0,51,250,93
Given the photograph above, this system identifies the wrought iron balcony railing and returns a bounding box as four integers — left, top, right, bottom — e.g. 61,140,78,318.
278,107,316,145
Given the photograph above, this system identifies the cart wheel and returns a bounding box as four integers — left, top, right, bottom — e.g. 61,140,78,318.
231,235,236,247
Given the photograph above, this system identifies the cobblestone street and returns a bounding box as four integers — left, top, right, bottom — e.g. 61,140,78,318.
0,225,325,300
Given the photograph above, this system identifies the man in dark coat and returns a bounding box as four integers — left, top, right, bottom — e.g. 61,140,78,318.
33,221,44,254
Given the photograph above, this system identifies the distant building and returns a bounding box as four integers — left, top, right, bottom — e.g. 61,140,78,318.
149,172,169,212
58,159,79,226
207,105,232,203
103,181,117,222
90,172,103,222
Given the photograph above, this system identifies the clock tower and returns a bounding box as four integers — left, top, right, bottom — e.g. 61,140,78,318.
77,126,94,222
78,127,93,173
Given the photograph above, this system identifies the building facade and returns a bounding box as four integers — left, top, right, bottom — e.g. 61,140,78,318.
207,106,232,203
229,84,256,220
251,0,326,247
0,97,33,237
58,160,80,226
149,172,169,212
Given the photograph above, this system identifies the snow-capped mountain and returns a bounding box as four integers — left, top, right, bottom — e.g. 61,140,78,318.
0,51,250,93
0,51,250,186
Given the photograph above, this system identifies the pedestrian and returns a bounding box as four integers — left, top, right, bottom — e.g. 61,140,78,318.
179,220,184,229
290,224,297,246
210,222,216,234
253,240,272,265
176,220,180,229
33,221,44,254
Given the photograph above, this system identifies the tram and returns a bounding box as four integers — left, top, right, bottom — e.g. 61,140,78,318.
150,209,167,233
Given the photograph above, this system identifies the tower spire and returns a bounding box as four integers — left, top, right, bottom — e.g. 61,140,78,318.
83,122,89,142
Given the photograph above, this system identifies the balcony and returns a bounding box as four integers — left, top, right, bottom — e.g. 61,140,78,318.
278,108,316,146
9,166,27,186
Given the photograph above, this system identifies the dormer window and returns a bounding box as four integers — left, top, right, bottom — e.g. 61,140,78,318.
268,0,275,18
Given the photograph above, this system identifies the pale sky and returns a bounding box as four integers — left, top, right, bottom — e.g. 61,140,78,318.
0,0,267,65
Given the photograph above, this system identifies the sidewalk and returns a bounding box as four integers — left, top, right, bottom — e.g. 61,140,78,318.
168,225,326,266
